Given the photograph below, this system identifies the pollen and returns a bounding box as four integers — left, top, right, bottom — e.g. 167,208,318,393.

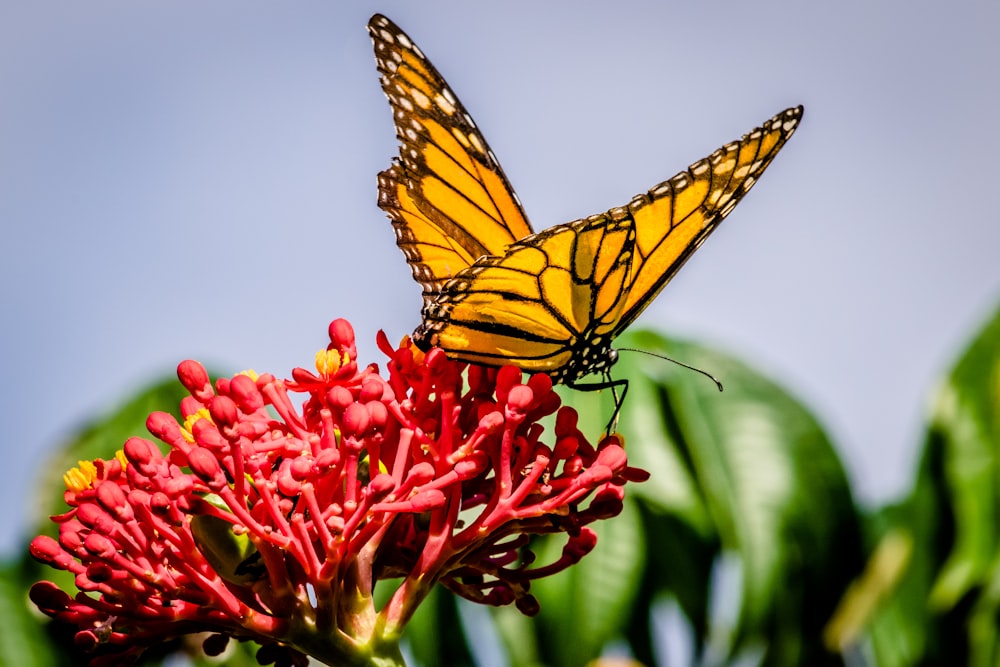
315,347,347,376
62,459,98,493
181,408,213,443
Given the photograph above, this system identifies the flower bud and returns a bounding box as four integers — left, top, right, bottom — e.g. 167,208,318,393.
209,396,239,429
177,360,211,398
187,448,226,489
229,374,263,412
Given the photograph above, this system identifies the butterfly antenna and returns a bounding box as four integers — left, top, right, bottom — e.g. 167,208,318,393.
617,348,724,392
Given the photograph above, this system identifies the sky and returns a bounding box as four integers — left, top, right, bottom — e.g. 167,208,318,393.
2,1,998,556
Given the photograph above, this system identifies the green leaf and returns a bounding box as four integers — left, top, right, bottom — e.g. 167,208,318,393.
401,585,477,667
924,305,1000,612
492,604,543,667
865,302,1000,665
603,329,861,665
529,498,647,667
826,515,919,665
630,503,719,658
0,559,63,667
863,430,972,665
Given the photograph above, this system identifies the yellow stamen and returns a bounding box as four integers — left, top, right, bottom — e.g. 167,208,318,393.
62,450,133,492
181,408,213,444
315,348,346,376
63,459,98,493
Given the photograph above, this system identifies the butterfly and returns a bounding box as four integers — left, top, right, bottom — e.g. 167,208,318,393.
370,13,801,397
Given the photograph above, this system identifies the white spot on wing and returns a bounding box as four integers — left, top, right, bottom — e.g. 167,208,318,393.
410,88,431,109
650,182,671,197
435,94,455,115
452,128,471,148
469,133,486,155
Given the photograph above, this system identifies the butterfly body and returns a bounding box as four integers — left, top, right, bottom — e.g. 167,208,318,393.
414,209,637,382
370,14,802,386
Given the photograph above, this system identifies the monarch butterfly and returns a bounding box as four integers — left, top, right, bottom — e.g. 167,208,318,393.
370,14,801,395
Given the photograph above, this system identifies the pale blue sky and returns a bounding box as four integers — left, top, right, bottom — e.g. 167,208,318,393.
2,1,998,554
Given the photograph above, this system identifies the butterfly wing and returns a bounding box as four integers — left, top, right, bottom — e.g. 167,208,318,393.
369,14,534,306
615,106,803,332
416,107,803,381
416,212,636,377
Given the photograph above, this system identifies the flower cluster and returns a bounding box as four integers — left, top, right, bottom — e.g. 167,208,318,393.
30,319,648,666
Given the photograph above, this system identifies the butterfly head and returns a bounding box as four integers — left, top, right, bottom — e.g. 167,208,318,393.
551,333,618,384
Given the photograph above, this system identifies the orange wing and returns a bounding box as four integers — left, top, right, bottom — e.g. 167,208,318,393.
369,15,803,385
415,107,803,382
616,106,803,332
369,14,533,307
416,212,637,378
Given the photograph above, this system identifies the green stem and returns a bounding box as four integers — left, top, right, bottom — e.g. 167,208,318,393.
289,628,406,667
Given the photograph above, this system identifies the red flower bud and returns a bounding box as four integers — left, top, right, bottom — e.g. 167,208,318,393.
123,436,160,466
506,385,534,414
76,505,115,534
229,374,263,412
29,536,64,565
360,376,384,403
96,482,133,522
186,447,225,488
146,411,182,445
83,534,116,558
327,385,354,411
367,400,388,431
328,318,355,350
209,395,239,429
368,473,396,499
177,360,211,398
28,581,72,612
343,403,370,437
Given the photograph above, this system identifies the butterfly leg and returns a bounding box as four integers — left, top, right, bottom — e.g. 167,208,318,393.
566,374,629,437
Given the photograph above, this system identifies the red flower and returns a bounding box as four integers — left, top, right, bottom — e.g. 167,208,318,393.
31,319,648,666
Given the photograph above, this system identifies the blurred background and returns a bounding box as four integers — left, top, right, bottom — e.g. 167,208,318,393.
1,1,998,556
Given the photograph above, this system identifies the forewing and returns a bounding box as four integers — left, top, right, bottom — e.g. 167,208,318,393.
615,106,803,331
369,14,534,305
